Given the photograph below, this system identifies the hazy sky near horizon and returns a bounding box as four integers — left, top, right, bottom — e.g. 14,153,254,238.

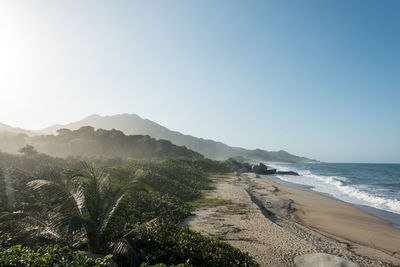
0,1,399,163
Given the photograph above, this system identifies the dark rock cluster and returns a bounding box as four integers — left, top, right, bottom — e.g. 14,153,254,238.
227,159,299,176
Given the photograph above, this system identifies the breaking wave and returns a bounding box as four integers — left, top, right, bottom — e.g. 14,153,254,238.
268,163,400,215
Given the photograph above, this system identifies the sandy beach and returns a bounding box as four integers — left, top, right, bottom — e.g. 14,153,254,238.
184,173,400,266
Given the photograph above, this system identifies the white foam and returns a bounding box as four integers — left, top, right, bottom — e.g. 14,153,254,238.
268,163,400,215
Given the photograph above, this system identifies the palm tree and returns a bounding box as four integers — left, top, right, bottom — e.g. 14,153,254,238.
1,163,145,256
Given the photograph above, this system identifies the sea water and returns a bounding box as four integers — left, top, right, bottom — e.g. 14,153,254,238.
266,162,400,228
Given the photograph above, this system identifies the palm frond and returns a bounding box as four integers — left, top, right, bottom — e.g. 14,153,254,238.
110,237,134,256
7,162,147,255
0,211,62,243
69,185,85,215
101,192,126,232
27,179,62,191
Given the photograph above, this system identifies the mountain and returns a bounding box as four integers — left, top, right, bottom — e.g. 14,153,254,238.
0,122,36,136
41,114,316,163
0,126,202,159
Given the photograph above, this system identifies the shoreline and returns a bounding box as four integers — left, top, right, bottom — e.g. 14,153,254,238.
277,177,400,258
267,162,400,228
186,173,400,266
265,174,400,229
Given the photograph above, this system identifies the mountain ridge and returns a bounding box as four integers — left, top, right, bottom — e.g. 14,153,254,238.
0,122,36,136
41,113,316,163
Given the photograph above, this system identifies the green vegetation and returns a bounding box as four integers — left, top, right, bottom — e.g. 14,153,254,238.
18,144,38,157
129,223,256,266
0,150,258,266
0,127,202,159
0,245,112,266
0,231,112,266
5,163,146,255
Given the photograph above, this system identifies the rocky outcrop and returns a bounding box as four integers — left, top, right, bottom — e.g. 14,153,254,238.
251,163,268,174
266,168,277,174
250,163,278,175
276,171,299,176
228,159,299,176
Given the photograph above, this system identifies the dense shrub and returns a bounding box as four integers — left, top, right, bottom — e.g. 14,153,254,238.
127,223,259,267
0,245,112,266
125,191,192,225
140,264,188,267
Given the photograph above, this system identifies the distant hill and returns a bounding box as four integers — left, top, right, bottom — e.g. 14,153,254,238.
0,122,36,136
41,114,316,163
0,127,202,159
0,131,29,153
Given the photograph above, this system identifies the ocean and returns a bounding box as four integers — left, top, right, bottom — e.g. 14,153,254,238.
266,162,400,228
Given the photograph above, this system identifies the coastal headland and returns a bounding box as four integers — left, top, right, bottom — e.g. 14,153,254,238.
184,173,400,266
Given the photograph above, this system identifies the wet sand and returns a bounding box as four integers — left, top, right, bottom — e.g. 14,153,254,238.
185,173,400,266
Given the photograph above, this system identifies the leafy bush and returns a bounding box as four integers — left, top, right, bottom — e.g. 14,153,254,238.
124,191,192,225
129,159,216,202
0,244,112,266
140,263,188,267
127,223,259,267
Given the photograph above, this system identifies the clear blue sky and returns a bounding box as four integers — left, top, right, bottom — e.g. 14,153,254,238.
0,0,399,163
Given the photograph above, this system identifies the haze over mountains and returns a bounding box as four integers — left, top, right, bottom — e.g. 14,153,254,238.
39,114,315,163
0,114,315,162
0,122,35,136
35,127,202,159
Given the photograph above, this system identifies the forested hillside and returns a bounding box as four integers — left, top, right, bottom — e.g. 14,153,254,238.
0,114,316,163
41,114,316,163
0,126,203,159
